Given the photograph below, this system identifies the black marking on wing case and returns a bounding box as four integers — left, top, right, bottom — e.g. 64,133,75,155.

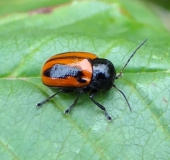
43,64,87,83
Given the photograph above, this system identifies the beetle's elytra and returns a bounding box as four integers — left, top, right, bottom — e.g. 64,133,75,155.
36,39,147,120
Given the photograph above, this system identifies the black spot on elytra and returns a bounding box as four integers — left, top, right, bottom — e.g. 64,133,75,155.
44,64,87,83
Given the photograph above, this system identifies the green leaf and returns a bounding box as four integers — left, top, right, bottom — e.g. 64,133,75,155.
0,0,170,160
0,0,71,16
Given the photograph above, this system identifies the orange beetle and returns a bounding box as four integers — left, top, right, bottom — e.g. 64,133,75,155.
42,52,97,88
36,39,147,120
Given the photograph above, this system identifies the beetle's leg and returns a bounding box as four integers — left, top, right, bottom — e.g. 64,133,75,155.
65,90,84,114
89,90,112,121
36,90,63,107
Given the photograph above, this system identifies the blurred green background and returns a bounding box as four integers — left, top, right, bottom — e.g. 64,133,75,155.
147,0,170,10
0,0,71,15
0,0,170,16
0,0,169,32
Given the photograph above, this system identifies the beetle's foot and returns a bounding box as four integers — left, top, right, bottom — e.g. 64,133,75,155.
36,100,47,108
65,109,71,114
105,111,112,121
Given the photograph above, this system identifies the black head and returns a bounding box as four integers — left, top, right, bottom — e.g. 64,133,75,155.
89,58,116,90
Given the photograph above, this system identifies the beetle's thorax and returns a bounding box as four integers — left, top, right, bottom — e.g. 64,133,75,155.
89,58,116,90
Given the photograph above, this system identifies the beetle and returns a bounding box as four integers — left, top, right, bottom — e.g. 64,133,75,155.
36,39,147,120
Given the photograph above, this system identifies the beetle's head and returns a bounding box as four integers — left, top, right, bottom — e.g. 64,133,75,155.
89,58,116,90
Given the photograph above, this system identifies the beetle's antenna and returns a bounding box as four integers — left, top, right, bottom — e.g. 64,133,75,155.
36,90,62,107
116,39,148,79
113,84,131,111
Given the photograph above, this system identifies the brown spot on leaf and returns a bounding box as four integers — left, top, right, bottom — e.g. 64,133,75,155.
29,7,54,15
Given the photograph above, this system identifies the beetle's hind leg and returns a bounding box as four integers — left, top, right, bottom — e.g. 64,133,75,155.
65,90,84,114
36,90,63,107
89,89,112,121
